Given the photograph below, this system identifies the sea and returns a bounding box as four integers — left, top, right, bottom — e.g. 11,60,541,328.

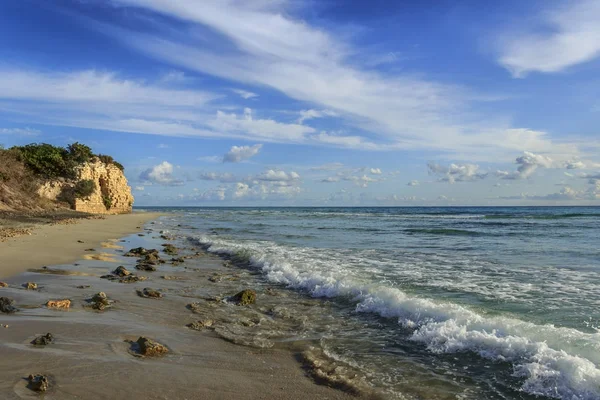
140,206,600,400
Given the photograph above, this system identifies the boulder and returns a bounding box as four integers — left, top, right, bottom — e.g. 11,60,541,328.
113,266,131,277
46,299,71,309
88,292,112,311
137,288,163,299
0,297,17,313
24,282,38,290
135,263,157,272
32,333,54,346
136,337,168,356
27,374,49,392
186,319,214,331
0,282,8,288
162,244,178,255
230,289,257,306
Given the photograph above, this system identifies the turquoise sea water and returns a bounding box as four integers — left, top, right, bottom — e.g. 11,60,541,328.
141,206,600,399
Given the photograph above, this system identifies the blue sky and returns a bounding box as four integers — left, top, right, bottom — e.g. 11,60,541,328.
1,0,599,206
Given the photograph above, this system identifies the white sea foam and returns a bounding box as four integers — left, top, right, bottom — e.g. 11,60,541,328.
195,234,600,400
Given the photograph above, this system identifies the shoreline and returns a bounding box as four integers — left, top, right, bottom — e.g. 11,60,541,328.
0,212,358,399
0,212,164,279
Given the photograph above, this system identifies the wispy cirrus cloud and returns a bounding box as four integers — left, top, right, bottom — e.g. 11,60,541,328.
0,127,41,136
497,0,600,77
231,88,258,99
100,0,586,158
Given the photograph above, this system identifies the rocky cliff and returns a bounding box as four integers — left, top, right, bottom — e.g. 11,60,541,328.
38,159,133,214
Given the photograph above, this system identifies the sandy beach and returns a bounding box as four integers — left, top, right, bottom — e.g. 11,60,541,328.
0,213,359,400
0,212,164,278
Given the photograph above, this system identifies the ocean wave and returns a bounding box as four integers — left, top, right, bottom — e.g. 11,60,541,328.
193,234,600,400
485,213,599,220
403,228,483,236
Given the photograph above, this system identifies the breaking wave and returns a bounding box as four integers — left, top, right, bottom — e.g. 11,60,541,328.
193,234,600,400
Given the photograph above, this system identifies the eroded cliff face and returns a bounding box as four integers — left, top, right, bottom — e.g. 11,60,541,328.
38,160,133,214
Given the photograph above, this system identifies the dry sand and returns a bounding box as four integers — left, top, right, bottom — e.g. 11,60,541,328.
0,213,163,278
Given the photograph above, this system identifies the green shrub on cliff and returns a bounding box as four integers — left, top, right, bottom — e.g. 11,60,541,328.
73,179,96,199
97,154,124,171
15,143,75,179
12,143,125,179
67,142,94,164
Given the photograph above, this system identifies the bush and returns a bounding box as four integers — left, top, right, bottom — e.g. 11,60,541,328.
98,154,125,171
102,195,112,210
67,142,94,164
73,179,96,199
15,143,74,179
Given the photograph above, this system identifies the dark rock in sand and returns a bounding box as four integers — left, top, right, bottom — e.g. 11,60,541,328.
170,257,184,264
88,292,112,311
76,285,91,289
124,247,158,257
77,240,84,243
223,260,233,268
120,275,147,283
23,282,38,290
84,248,95,252
230,289,257,306
113,266,131,277
162,244,178,255
186,319,214,331
135,263,157,272
27,374,49,392
137,288,163,299
32,333,54,346
136,336,168,356
0,297,17,313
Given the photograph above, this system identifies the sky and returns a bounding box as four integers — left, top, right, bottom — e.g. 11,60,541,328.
0,0,599,206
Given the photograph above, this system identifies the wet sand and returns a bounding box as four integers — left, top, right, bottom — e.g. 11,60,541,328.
0,213,163,278
0,217,360,399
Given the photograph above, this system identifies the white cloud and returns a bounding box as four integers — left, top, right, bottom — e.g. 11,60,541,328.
134,186,145,191
231,88,258,99
102,0,587,157
199,171,237,183
565,159,586,169
223,143,263,163
157,143,169,148
343,174,380,188
211,108,313,142
255,169,300,182
369,168,382,175
320,177,340,183
407,180,419,186
496,151,553,180
297,109,337,124
428,162,487,183
0,127,41,136
139,161,184,186
497,0,600,77
0,68,215,107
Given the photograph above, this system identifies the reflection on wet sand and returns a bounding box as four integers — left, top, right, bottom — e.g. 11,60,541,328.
0,220,359,400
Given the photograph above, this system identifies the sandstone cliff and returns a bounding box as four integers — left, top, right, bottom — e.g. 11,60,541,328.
38,159,133,214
